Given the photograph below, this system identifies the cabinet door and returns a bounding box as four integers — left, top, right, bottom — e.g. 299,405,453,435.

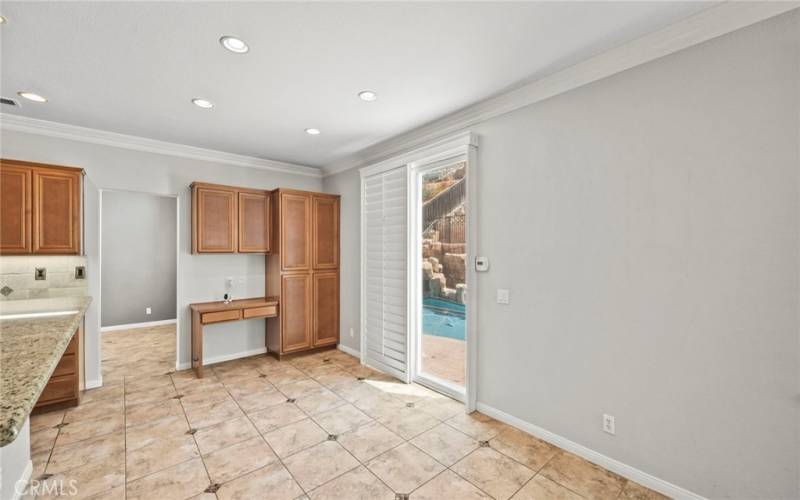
281,273,312,353
32,168,81,254
313,271,339,347
0,164,32,254
312,195,339,270
280,192,311,272
238,191,271,253
194,186,237,253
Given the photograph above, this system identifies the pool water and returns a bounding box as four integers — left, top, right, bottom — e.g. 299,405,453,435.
423,298,466,341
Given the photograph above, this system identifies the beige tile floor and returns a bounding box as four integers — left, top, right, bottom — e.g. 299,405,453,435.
26,325,668,500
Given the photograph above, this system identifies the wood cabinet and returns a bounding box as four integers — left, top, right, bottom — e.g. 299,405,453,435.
313,271,339,347
0,163,31,254
34,325,81,412
239,191,271,253
191,182,272,254
0,159,82,255
313,195,339,270
280,273,312,353
267,190,340,358
279,192,311,271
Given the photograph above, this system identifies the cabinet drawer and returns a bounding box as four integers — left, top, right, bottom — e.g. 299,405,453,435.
64,333,78,355
201,309,241,324
52,353,76,378
38,375,77,405
243,305,278,319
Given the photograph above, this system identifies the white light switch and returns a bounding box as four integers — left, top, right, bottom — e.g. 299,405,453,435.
496,289,510,304
145,307,152,315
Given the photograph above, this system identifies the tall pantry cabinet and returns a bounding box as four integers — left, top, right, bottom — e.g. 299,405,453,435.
266,189,340,357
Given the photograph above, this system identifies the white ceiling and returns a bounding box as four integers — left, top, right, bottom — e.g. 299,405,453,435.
0,2,715,169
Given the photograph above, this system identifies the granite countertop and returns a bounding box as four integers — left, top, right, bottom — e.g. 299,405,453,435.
0,296,91,447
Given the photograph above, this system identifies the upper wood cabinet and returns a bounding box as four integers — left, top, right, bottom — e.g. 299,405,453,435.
278,191,312,272
238,191,271,253
191,182,271,254
0,159,82,255
312,195,340,270
0,163,32,254
33,168,82,254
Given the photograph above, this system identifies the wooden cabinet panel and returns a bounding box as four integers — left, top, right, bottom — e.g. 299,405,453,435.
280,193,311,272
52,354,76,378
37,375,79,405
194,185,237,253
238,191,271,253
32,168,81,254
0,164,31,254
281,274,312,352
313,272,339,347
312,196,339,270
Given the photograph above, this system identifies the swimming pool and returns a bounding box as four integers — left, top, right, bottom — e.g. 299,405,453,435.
423,298,466,341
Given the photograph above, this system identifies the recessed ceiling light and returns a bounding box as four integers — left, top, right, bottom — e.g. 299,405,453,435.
18,91,47,103
305,128,321,135
0,15,7,24
220,36,249,54
191,98,214,109
358,90,377,102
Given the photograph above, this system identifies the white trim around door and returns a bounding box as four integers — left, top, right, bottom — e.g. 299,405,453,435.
359,132,479,410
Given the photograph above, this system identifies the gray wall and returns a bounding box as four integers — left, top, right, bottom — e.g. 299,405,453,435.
324,11,800,499
101,190,177,327
0,129,322,386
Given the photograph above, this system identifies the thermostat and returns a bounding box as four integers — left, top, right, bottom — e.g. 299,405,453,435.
475,256,489,272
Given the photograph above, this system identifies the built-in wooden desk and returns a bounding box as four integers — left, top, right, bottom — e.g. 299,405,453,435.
189,296,279,378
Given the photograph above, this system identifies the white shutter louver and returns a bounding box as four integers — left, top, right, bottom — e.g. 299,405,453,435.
362,166,408,380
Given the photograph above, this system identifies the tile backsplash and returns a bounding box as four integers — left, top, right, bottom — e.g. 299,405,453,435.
0,256,89,300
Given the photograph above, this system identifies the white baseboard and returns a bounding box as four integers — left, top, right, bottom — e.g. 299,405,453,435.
475,402,705,500
176,347,268,371
101,319,176,332
337,343,360,358
84,378,103,390
9,459,33,500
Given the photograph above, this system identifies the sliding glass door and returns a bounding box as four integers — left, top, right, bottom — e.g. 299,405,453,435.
412,157,468,400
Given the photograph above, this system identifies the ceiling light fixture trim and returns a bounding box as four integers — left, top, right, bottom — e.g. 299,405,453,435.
220,36,249,54
358,90,378,102
191,98,214,109
18,92,47,103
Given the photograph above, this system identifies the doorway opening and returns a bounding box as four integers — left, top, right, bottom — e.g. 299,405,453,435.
99,190,179,382
412,158,468,401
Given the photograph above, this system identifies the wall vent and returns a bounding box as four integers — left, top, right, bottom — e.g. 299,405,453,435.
1,97,19,107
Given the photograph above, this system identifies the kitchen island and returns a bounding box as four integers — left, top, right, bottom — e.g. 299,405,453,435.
0,296,91,500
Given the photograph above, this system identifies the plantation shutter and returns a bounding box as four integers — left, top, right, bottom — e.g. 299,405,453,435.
363,166,408,380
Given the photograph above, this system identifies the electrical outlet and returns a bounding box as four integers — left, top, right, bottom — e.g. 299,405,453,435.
496,289,510,304
35,268,46,281
603,414,615,435
226,277,234,288
349,327,355,338
145,307,152,315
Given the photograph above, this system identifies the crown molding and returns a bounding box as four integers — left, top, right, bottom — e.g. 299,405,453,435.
323,1,799,177
0,113,322,178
